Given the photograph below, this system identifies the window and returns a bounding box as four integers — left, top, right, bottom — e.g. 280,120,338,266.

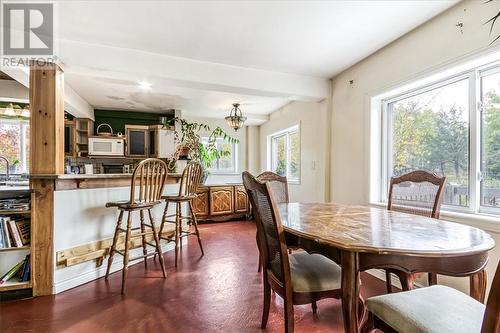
200,137,237,173
0,118,29,174
480,68,500,210
269,125,300,182
382,62,500,215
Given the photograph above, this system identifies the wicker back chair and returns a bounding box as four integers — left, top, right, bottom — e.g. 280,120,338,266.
385,170,446,293
388,170,446,219
243,171,346,333
256,171,289,204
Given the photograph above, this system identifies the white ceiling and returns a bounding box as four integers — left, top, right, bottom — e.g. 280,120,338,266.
53,0,458,122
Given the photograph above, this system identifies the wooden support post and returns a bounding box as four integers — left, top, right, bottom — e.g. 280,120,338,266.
30,62,65,296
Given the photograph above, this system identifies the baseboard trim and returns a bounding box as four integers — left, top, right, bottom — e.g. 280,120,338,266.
53,241,179,294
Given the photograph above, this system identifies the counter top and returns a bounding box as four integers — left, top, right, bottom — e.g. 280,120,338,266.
30,173,183,190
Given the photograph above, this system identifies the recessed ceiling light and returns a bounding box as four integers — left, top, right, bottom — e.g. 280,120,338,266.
138,81,152,90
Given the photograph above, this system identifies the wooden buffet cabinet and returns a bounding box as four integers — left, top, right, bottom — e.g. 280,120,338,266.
192,184,250,221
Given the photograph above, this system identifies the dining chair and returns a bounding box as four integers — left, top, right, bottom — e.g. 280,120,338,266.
105,158,168,294
366,260,500,333
159,161,204,267
386,170,446,292
255,171,289,272
243,171,362,333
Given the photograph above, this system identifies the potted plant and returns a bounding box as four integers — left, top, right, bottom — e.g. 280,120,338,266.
165,118,238,182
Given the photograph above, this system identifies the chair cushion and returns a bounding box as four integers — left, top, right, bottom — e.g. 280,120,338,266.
288,251,341,293
366,285,485,333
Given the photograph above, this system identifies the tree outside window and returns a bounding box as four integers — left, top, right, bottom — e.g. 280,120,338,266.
0,118,29,174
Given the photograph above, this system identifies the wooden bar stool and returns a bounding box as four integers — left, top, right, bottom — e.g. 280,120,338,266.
105,158,168,294
159,161,204,267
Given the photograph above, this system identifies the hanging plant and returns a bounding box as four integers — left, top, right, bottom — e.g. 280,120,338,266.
485,0,500,44
164,117,239,173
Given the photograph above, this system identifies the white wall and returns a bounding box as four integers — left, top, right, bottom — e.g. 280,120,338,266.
183,116,247,184
0,79,29,102
259,100,329,202
53,184,180,293
330,0,500,294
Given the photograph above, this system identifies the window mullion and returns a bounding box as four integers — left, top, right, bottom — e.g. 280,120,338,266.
469,71,481,212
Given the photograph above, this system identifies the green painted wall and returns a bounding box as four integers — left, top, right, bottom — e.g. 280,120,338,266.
93,109,174,134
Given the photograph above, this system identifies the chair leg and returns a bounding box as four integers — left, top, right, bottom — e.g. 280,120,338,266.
106,210,123,279
395,271,415,291
140,210,148,269
312,300,318,314
257,255,262,273
159,201,169,236
189,200,204,256
284,296,294,333
261,277,271,329
428,272,438,286
175,202,180,267
385,270,392,293
155,201,169,262
148,209,167,278
121,211,132,294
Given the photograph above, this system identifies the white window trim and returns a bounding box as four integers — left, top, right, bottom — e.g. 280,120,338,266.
267,124,301,184
375,58,500,220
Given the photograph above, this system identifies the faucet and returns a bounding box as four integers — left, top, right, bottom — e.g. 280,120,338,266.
0,156,10,181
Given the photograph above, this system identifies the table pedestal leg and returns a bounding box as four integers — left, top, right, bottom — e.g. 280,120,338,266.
341,250,360,333
470,269,487,303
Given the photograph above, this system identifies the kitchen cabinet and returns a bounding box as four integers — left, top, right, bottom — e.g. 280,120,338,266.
64,118,94,157
192,184,249,222
125,125,149,158
234,185,249,213
210,186,234,215
192,187,209,218
148,125,176,158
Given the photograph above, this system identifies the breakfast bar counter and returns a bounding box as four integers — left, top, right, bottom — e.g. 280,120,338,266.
30,173,182,190
29,172,184,294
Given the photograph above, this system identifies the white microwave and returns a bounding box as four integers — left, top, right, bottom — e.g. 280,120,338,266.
88,137,125,156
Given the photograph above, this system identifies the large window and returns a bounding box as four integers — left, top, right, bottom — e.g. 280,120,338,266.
0,118,29,174
200,137,237,173
269,125,300,183
382,62,500,215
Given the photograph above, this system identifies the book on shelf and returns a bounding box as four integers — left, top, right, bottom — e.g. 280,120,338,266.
0,217,12,248
0,217,30,248
0,254,30,284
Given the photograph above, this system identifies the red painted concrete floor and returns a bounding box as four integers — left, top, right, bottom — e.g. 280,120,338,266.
0,221,389,333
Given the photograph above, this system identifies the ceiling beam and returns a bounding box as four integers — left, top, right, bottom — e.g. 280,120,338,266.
59,40,330,101
0,65,94,119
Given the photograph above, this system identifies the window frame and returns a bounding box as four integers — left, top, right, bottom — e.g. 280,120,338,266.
268,124,301,184
380,66,500,216
200,136,238,174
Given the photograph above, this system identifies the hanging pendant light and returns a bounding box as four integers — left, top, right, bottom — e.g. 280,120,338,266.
21,105,30,118
4,103,15,116
225,103,247,131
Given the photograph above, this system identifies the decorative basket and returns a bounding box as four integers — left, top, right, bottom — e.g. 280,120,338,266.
96,123,113,136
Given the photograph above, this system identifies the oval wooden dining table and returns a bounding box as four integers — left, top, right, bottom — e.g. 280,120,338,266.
277,202,495,333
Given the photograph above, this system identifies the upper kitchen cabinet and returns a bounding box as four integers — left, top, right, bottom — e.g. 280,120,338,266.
148,125,176,159
125,125,149,158
64,117,94,157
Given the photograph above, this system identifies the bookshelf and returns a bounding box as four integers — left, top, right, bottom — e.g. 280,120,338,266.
0,193,32,295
